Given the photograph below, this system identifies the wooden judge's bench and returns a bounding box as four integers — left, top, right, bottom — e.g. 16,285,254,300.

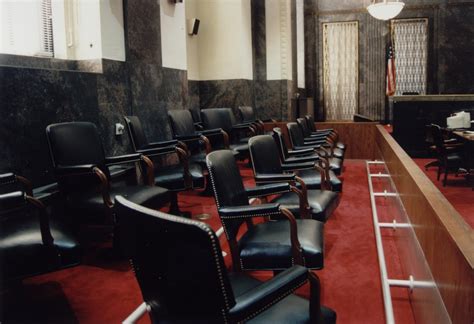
390,94,474,157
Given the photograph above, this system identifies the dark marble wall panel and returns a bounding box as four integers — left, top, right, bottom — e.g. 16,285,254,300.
438,3,474,94
0,65,130,185
199,80,254,117
188,80,200,113
254,80,284,120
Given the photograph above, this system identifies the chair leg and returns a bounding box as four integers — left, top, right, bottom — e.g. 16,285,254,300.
437,165,442,181
424,160,438,170
168,192,191,218
443,169,448,187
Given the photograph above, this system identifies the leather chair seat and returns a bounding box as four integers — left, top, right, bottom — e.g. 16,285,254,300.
297,169,342,192
328,157,342,175
154,163,205,190
331,147,344,159
270,189,340,223
228,273,336,324
230,143,250,156
239,219,324,270
0,214,80,279
69,185,169,215
189,152,207,166
446,153,463,163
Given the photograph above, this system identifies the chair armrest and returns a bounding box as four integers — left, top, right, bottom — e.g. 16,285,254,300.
55,164,97,176
245,183,291,198
304,138,326,145
287,148,315,156
199,128,223,136
136,145,177,157
218,203,281,219
294,143,321,150
175,134,201,141
254,173,296,184
284,155,319,164
105,153,142,166
0,173,16,185
229,266,309,321
194,122,204,130
146,139,179,148
233,122,254,130
281,162,316,171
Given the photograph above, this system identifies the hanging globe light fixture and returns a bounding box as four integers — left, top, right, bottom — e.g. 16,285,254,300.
367,0,405,21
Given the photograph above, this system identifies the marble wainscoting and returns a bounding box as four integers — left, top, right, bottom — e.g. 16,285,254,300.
0,60,131,185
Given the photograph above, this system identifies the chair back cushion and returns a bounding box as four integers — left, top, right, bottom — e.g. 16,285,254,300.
124,116,149,150
201,108,233,134
249,135,283,175
272,127,291,160
287,122,305,147
168,110,196,136
206,150,249,239
305,115,316,132
239,106,256,123
297,118,311,137
115,196,235,322
46,122,106,169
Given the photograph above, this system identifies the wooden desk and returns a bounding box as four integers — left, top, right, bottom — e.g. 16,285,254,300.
453,130,474,142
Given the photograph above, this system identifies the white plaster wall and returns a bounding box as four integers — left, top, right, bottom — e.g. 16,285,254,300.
100,0,125,61
196,0,253,80
160,0,187,70
185,0,200,80
296,0,305,88
72,0,102,60
266,0,292,81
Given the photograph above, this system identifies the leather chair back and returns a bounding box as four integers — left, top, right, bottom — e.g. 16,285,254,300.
168,110,196,136
239,106,256,123
287,122,306,147
206,150,249,239
115,196,235,322
124,116,149,151
249,135,284,176
297,118,311,138
306,115,316,132
189,108,201,124
46,122,109,189
47,122,106,169
201,108,233,134
430,124,448,158
272,127,291,160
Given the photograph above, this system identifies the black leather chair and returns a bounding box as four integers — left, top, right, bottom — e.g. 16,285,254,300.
115,195,336,324
273,127,342,176
305,115,346,151
46,122,170,226
0,173,80,285
167,109,224,168
201,108,250,159
124,116,205,216
207,150,325,271
238,106,265,135
248,135,340,222
431,124,465,186
296,118,345,160
286,123,344,176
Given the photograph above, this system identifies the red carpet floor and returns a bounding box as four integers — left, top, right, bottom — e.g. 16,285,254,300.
4,160,416,323
413,158,474,228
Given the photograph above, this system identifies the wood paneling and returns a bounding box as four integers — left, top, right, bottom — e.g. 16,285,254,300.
265,121,378,160
375,125,474,324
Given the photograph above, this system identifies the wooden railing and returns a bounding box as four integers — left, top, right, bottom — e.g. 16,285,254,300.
375,125,474,324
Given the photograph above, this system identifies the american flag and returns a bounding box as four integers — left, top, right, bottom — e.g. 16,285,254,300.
386,41,396,96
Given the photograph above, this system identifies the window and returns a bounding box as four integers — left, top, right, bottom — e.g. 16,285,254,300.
322,21,359,120
0,0,125,63
0,0,53,57
391,18,428,95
